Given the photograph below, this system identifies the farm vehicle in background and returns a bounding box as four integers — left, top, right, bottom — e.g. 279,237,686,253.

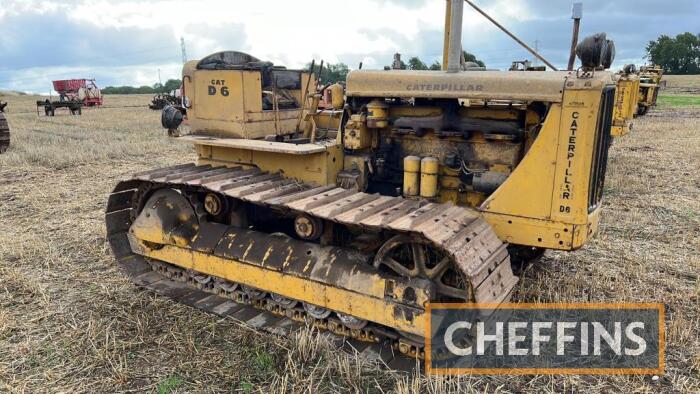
36,79,104,116
53,79,103,107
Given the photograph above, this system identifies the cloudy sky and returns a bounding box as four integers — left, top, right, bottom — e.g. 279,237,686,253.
1,0,698,93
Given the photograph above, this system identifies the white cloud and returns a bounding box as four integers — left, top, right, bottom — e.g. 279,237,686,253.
1,0,698,92
64,0,531,68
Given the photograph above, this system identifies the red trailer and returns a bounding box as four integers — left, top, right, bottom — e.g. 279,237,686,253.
52,79,103,106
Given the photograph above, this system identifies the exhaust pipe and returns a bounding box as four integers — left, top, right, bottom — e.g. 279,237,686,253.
447,0,464,72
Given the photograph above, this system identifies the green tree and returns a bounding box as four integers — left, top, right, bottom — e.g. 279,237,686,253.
429,60,442,70
102,79,181,95
102,85,148,94
307,62,350,84
646,32,700,74
407,56,428,70
463,50,485,67
163,79,182,92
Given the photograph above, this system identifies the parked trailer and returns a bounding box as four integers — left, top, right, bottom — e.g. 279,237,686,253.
52,79,103,107
36,99,83,116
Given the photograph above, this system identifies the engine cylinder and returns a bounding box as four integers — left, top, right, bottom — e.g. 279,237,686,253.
366,99,389,128
403,156,421,196
420,157,439,198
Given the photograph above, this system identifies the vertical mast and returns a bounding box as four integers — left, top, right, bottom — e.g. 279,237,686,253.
446,0,464,72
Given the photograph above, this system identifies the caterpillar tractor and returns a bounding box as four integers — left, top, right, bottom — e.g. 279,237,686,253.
637,64,664,116
610,64,640,137
106,0,617,359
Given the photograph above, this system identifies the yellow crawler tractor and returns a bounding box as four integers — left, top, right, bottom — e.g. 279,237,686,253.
106,0,618,358
611,64,640,137
637,64,664,116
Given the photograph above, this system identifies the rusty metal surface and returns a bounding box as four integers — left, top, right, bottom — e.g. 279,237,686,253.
106,163,518,368
0,113,9,154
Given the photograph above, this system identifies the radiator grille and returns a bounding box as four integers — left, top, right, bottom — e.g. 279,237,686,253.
588,86,615,212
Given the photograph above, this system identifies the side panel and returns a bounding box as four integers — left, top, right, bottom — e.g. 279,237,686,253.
550,88,602,222
184,67,313,139
196,144,344,186
481,84,609,250
611,76,640,137
480,105,561,220
194,70,246,121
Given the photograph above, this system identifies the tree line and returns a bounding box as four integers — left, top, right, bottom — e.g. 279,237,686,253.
308,51,485,84
102,79,181,95
646,32,700,75
394,51,485,70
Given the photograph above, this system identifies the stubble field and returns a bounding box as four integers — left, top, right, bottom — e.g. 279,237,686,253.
0,92,698,393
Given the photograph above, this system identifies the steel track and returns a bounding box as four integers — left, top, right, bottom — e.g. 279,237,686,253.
105,163,518,370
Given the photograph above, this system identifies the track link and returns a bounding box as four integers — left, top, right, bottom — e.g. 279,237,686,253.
106,163,517,366
0,113,9,154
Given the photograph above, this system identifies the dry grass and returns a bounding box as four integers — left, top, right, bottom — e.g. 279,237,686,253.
661,75,700,95
662,75,700,89
0,94,698,392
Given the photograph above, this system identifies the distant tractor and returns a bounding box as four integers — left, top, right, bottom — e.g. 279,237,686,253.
636,65,664,116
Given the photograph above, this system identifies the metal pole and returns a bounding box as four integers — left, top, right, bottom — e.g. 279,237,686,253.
295,59,315,133
463,0,558,71
447,0,464,72
567,19,580,70
442,0,452,70
567,3,583,71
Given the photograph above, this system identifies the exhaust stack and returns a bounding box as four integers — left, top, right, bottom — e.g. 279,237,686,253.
446,0,464,72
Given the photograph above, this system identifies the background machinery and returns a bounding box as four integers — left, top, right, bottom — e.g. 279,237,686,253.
106,0,618,358
150,86,183,110
637,65,664,115
53,79,103,106
611,64,640,137
509,60,546,71
37,79,103,116
149,92,181,110
0,111,8,153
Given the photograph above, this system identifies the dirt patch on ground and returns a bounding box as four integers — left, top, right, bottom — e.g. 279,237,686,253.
0,95,698,392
